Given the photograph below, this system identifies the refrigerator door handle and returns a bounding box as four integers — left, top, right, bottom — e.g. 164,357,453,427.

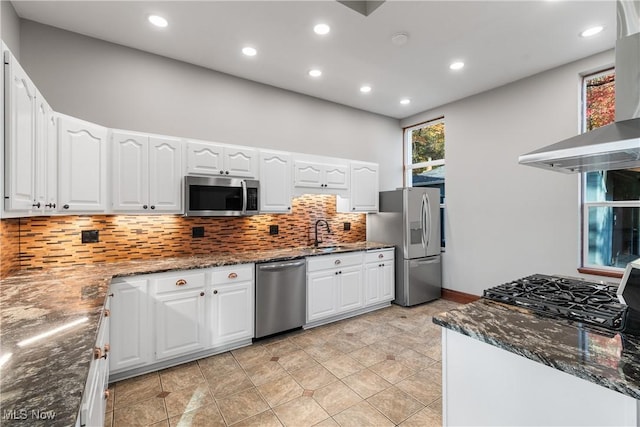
422,194,431,249
411,257,440,265
420,195,426,248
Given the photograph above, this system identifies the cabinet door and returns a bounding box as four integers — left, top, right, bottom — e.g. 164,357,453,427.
380,261,395,302
34,92,55,213
307,271,337,322
324,164,349,190
186,141,224,175
79,305,109,427
210,281,254,346
58,116,108,212
155,290,206,360
224,147,257,178
259,151,292,213
149,137,182,212
294,161,323,189
4,51,37,211
109,278,151,373
44,109,58,212
350,162,379,212
364,263,382,306
112,132,149,212
337,265,363,312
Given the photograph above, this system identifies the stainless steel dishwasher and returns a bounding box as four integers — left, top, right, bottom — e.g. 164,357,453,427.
255,259,306,338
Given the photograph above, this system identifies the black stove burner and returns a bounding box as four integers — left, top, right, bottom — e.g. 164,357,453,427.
483,274,627,331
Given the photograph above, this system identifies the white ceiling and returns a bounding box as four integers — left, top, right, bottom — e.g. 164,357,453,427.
11,0,617,120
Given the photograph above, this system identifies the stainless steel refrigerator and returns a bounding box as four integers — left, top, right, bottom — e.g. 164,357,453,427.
367,187,442,306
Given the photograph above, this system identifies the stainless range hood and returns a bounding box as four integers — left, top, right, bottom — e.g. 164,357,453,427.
518,0,640,174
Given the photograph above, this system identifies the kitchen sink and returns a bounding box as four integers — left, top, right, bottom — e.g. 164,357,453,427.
302,245,348,254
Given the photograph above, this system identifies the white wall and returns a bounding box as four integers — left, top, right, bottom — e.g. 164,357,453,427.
1,0,19,58
401,50,615,295
18,20,403,189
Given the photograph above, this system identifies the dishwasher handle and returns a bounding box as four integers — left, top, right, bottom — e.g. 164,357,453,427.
258,261,305,271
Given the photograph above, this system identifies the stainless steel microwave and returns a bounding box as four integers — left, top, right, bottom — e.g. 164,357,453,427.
184,176,259,216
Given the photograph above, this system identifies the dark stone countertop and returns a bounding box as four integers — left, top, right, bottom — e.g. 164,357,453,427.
433,298,640,400
0,242,393,426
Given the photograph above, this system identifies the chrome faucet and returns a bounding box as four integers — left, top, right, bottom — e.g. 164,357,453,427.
314,219,331,247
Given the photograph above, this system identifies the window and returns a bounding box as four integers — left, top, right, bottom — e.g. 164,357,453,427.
581,69,640,273
405,117,445,247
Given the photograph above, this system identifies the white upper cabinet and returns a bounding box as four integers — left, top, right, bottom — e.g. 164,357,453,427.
337,161,379,213
38,98,58,213
4,49,38,212
58,115,108,212
259,150,292,213
148,137,182,212
112,131,148,211
293,159,349,196
112,131,182,213
186,140,257,178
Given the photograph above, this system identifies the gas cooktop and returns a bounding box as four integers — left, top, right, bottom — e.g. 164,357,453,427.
483,274,627,332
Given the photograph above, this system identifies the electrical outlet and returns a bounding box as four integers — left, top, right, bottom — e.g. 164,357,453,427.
192,226,205,238
81,230,99,243
269,225,279,235
343,222,351,231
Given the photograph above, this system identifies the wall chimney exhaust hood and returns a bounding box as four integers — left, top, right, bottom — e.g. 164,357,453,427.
518,0,640,174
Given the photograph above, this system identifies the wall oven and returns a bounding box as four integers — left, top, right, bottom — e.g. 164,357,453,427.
185,176,259,216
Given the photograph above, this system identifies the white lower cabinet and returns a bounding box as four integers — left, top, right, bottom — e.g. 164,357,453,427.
108,265,254,380
208,264,254,346
364,249,395,306
306,252,364,323
109,277,151,373
78,298,110,427
154,271,208,361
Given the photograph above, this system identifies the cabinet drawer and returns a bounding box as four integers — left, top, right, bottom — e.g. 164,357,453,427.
212,264,253,285
154,271,206,294
307,252,363,272
365,249,394,264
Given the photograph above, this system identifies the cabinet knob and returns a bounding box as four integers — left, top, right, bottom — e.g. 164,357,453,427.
200,292,205,297
225,171,229,175
219,171,224,175
143,205,148,209
213,290,218,295
103,309,110,317
32,202,41,208
378,254,384,259
352,207,356,210
228,272,238,279
150,205,156,210
287,207,291,210
108,293,114,297
63,204,69,209
334,260,341,265
45,203,56,209
176,279,187,286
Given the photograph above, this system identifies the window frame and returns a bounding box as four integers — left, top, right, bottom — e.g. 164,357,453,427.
403,116,445,187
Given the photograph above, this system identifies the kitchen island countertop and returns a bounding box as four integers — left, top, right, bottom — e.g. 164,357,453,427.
433,298,640,400
0,241,392,426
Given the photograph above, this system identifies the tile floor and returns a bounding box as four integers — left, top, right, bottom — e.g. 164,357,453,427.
105,298,460,427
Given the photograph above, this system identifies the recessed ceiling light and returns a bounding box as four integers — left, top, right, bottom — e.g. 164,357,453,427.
314,24,331,35
242,47,257,57
148,15,168,28
360,85,372,93
580,26,604,37
400,98,411,105
450,61,465,70
309,69,322,77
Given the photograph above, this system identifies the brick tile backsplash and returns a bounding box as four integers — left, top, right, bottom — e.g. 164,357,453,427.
0,195,365,277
